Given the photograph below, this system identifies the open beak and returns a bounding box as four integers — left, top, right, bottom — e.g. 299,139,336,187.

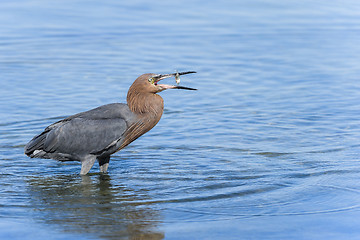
154,71,197,91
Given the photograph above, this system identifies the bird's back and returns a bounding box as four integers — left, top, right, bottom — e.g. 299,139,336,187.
25,103,138,161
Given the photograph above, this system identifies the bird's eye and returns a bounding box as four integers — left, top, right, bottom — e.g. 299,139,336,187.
148,78,154,83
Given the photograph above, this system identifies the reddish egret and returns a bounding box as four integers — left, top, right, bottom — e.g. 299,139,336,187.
25,71,196,175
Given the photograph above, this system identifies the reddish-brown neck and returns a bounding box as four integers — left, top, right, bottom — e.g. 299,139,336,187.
127,89,164,117
122,89,164,149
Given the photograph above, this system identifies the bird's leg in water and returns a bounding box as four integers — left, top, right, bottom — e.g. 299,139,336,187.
80,156,96,175
98,156,110,173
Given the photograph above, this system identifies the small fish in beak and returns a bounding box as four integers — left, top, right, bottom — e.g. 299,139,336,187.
175,71,181,85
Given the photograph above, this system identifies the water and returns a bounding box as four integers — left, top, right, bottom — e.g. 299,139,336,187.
1,0,360,239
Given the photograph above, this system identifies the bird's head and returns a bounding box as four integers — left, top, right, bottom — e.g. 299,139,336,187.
129,71,197,94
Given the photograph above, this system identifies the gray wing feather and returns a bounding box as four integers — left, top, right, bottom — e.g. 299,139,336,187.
25,103,137,159
44,118,128,154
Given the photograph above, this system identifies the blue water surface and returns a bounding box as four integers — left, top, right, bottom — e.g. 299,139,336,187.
1,0,360,239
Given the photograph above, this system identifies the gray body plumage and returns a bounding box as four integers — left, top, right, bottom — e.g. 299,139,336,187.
25,103,138,174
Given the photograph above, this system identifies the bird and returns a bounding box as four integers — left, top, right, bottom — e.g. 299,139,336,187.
24,71,196,175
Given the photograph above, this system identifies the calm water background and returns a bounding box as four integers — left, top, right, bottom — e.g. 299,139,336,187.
1,0,360,239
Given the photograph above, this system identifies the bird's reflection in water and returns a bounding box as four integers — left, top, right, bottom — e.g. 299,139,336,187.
27,174,164,240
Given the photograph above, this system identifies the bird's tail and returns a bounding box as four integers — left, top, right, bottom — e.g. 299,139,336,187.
24,132,47,157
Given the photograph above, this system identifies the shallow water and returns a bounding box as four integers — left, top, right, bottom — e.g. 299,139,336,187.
1,0,360,239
